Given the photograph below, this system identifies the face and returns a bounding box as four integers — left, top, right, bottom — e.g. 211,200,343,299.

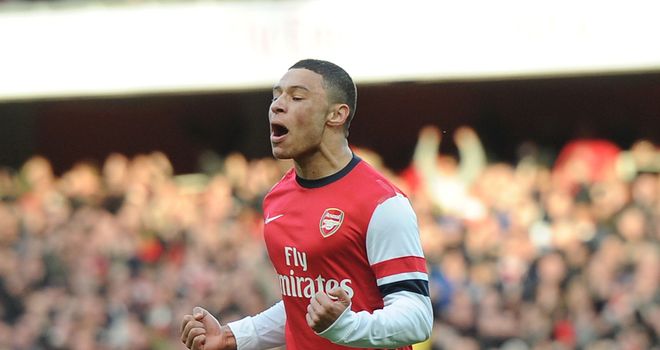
269,68,333,160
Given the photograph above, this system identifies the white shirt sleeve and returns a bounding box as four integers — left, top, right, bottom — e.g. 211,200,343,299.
317,291,433,347
317,193,433,347
227,301,286,350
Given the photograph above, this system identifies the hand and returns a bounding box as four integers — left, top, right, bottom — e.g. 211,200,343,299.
180,307,237,350
418,125,442,146
306,287,351,333
453,126,479,147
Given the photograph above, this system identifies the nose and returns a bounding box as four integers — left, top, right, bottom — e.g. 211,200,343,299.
270,96,286,114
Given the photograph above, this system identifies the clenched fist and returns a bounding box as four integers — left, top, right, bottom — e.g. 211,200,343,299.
180,307,237,350
306,287,351,333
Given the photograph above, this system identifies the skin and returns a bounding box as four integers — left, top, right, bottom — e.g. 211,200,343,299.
180,67,354,350
269,68,353,179
180,307,236,350
306,288,352,332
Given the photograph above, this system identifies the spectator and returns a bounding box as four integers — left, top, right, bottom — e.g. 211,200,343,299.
0,132,657,349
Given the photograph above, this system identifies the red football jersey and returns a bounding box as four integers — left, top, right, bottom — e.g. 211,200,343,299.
263,156,428,350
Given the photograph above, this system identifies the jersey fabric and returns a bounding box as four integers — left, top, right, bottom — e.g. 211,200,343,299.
258,155,430,350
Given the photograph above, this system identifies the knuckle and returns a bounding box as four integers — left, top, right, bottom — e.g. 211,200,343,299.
192,335,206,349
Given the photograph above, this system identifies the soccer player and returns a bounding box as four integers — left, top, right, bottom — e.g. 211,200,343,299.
180,59,433,350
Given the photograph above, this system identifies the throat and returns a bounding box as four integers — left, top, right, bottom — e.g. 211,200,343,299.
294,146,353,180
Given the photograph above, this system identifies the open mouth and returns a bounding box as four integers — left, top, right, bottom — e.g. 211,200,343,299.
271,124,289,137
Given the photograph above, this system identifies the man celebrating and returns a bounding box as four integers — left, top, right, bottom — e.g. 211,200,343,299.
181,59,433,349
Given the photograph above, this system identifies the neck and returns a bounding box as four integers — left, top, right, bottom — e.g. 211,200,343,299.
294,138,352,180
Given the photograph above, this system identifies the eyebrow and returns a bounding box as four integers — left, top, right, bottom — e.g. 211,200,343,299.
272,85,311,92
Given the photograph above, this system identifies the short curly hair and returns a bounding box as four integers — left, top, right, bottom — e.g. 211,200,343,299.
289,59,357,136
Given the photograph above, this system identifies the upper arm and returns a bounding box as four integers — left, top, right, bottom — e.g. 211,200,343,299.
366,193,429,298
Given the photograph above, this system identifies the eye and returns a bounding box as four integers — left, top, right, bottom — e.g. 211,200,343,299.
292,96,304,101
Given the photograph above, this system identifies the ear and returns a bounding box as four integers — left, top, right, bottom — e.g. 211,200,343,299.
326,104,350,128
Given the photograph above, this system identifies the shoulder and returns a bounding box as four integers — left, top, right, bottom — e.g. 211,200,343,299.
352,160,408,204
264,168,296,200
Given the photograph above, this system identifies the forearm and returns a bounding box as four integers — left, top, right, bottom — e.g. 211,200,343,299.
227,301,286,350
317,292,433,348
457,136,486,184
412,129,441,182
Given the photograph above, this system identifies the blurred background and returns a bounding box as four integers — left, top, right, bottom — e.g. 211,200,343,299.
0,0,659,349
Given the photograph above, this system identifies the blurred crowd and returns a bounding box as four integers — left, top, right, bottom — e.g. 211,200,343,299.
0,126,658,350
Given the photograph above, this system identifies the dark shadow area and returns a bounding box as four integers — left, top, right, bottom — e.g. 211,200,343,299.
1,72,658,174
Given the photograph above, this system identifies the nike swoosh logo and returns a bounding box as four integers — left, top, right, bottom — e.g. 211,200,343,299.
265,214,284,224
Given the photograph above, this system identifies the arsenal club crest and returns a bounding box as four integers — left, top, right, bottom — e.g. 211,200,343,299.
319,208,344,238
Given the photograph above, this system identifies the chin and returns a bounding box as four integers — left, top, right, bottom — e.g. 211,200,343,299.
273,154,293,160
271,149,293,160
